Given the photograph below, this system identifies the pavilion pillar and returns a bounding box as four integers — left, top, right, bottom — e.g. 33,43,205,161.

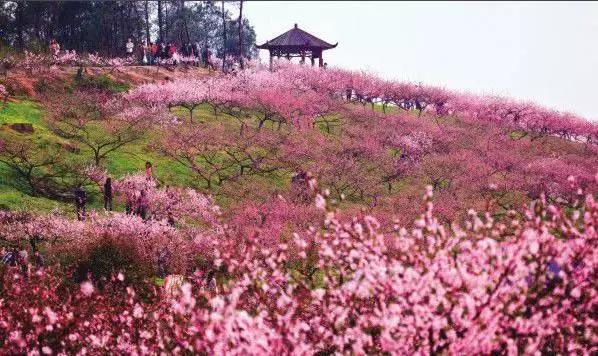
269,51,273,71
319,56,323,67
310,55,315,66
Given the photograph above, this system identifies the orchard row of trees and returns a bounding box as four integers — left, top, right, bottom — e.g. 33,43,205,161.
119,63,598,223
127,61,598,143
0,1,256,59
1,61,596,223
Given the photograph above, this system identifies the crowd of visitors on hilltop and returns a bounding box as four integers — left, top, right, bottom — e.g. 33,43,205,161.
48,37,218,69
125,38,217,69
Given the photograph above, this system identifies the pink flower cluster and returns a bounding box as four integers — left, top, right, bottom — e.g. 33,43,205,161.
0,182,595,354
0,209,218,277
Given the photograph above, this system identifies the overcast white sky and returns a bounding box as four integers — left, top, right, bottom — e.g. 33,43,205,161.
242,1,598,121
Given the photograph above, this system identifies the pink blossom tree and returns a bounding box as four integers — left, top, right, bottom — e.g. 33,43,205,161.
46,90,149,166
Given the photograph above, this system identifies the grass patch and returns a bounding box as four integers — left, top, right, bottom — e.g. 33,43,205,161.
0,166,71,213
0,99,45,127
510,130,528,140
72,73,130,94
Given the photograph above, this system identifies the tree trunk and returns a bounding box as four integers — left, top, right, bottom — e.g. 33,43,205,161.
221,0,227,72
15,1,25,50
119,3,126,53
145,0,151,43
98,2,106,54
180,0,191,44
238,0,243,69
33,7,41,46
94,150,101,166
126,2,133,43
47,2,58,43
157,0,164,42
112,3,119,55
164,1,170,39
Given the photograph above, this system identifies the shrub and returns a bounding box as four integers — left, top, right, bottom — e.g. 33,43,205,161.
71,239,151,286
34,79,50,94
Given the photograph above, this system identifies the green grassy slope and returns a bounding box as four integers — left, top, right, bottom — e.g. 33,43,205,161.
0,99,292,214
0,100,71,212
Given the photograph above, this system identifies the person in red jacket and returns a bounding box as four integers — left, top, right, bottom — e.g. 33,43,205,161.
168,42,178,65
150,42,158,64
168,43,177,57
145,161,153,180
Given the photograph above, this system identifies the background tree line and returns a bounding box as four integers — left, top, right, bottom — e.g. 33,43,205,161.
0,1,256,59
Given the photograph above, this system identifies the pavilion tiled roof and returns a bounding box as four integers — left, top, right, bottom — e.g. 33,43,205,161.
257,24,337,50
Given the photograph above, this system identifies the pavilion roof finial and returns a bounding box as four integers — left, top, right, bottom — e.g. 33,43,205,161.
294,23,298,28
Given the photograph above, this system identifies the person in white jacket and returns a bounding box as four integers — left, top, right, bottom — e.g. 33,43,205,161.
125,38,134,56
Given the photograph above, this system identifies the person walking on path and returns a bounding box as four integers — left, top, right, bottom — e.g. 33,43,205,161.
103,177,113,211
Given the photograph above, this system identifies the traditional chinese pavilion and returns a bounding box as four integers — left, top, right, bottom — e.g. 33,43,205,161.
257,24,337,69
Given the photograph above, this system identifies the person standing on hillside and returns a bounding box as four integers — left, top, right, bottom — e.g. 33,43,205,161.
126,38,134,57
136,189,149,220
49,39,60,57
1,247,22,267
204,46,216,71
145,161,153,181
125,192,134,215
150,42,158,65
202,44,209,68
169,42,179,64
138,42,147,65
159,42,167,60
291,170,314,204
74,185,87,221
193,42,202,65
103,177,113,211
165,43,172,59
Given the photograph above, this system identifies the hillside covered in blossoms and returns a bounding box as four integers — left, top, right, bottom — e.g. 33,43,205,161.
0,47,597,353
